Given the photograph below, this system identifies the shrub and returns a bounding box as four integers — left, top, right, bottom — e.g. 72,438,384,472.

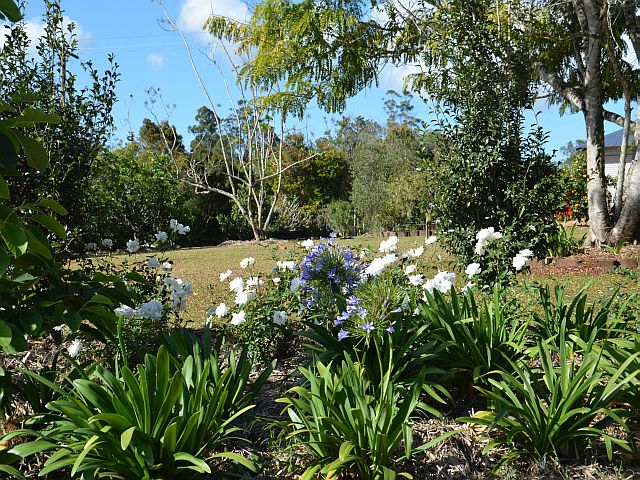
461,323,637,467
4,342,260,479
208,256,301,362
418,286,528,387
321,200,354,237
278,356,456,479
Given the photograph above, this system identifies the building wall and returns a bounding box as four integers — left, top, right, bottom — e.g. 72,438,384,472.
604,146,633,178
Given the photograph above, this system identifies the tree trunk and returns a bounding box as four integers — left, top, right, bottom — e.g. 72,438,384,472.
610,107,640,243
581,0,611,245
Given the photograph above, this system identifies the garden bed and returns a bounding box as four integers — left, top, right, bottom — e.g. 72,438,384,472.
531,245,640,275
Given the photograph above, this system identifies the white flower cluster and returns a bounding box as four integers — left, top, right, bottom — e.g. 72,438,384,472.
425,235,437,245
101,238,113,248
465,262,482,279
365,253,398,277
300,238,314,249
513,249,534,271
474,227,503,256
164,276,193,312
155,231,168,242
403,246,424,259
169,219,190,235
115,300,165,321
379,236,399,254
240,257,255,269
276,260,297,271
423,271,456,295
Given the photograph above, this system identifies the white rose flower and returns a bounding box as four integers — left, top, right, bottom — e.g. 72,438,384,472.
273,311,286,325
148,257,160,268
101,238,113,248
235,289,256,305
219,269,233,282
231,310,246,326
215,303,229,318
240,257,256,269
513,254,530,271
364,254,398,277
114,304,136,319
276,260,297,271
518,248,534,258
126,239,140,254
137,300,164,320
423,271,456,294
379,236,399,254
247,276,264,288
465,262,482,279
404,246,424,259
229,277,244,293
67,338,83,358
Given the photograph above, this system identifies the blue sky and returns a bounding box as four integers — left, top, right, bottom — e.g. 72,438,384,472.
9,0,627,160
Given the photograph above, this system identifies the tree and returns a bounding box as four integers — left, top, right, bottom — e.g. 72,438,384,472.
207,0,640,244
1,0,118,237
151,2,319,241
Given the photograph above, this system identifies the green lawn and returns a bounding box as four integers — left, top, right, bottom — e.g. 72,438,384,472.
140,235,638,326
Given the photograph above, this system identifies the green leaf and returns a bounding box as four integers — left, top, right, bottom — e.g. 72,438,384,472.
121,426,136,450
0,320,12,347
14,132,48,171
19,311,42,335
11,109,59,127
8,440,56,457
0,0,22,22
0,131,19,172
0,250,9,277
31,214,67,239
34,198,68,216
1,222,28,257
0,176,8,199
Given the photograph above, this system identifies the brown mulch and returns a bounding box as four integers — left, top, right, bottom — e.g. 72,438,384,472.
531,244,640,276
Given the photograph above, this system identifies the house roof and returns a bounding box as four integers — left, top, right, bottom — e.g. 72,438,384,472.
576,129,633,150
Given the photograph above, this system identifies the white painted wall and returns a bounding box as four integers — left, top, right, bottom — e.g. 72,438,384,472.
604,146,633,178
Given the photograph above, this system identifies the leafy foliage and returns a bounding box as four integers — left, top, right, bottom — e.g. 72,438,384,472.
461,323,637,466
419,287,528,387
82,145,197,246
4,341,261,479
278,356,456,480
1,0,118,236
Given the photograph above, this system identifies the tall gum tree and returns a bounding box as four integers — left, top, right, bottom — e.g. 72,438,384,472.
207,0,640,245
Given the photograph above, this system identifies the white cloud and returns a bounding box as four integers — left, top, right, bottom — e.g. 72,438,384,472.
1,16,91,55
380,62,423,92
178,0,249,33
146,53,165,69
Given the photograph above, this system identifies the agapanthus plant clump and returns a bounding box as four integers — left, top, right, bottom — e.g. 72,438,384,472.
298,234,364,325
207,256,301,362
